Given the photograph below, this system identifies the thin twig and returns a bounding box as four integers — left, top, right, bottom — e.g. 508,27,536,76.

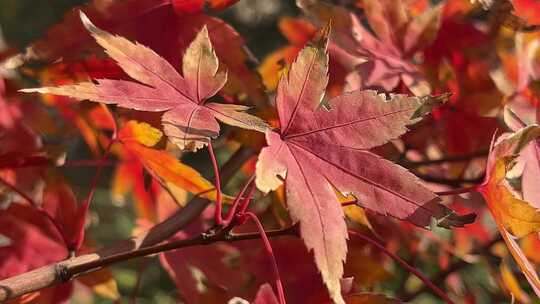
403,150,488,168
414,172,485,187
66,226,299,279
130,258,147,304
400,235,502,301
348,230,455,304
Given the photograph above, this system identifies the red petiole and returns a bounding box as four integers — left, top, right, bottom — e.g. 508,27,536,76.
207,141,224,226
245,212,286,304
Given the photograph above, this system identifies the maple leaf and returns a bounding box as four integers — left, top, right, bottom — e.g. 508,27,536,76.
351,0,442,95
478,124,540,297
298,0,442,96
500,261,531,303
6,0,267,104
258,17,348,97
255,27,473,304
22,12,268,151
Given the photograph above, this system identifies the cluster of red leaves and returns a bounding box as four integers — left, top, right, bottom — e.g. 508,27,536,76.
2,0,540,303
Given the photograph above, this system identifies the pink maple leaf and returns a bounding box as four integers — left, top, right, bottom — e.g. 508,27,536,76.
22,12,268,151
255,26,473,304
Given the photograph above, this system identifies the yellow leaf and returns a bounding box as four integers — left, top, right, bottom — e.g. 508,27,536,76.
480,158,540,238
479,125,540,297
125,141,231,204
344,206,373,230
131,122,162,147
119,121,163,147
498,224,540,298
336,190,374,231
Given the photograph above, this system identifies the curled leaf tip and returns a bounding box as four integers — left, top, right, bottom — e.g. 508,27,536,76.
437,211,477,229
311,22,331,49
79,10,109,40
79,11,94,31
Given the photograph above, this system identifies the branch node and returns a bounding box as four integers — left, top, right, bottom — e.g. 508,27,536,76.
55,264,71,283
200,232,215,244
223,231,234,241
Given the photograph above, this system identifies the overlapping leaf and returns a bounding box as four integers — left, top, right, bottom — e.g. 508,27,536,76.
22,12,268,151
255,27,473,304
118,121,227,203
504,107,540,208
478,125,540,297
298,0,442,96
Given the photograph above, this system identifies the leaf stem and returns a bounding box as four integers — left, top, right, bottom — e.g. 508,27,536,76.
207,141,223,226
348,230,455,304
245,212,286,304
238,181,256,214
223,174,255,225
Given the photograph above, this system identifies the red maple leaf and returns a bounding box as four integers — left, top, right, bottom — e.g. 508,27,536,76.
22,13,268,151
255,27,473,304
